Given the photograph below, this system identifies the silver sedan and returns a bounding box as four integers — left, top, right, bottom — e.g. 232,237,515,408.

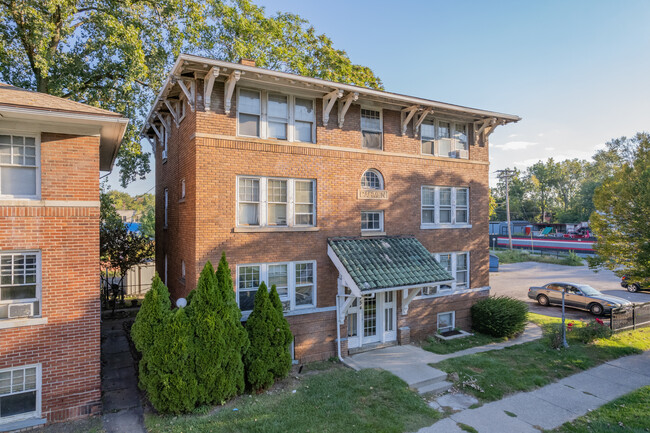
528,282,632,316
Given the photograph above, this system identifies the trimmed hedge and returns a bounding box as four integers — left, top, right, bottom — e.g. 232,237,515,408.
471,296,528,338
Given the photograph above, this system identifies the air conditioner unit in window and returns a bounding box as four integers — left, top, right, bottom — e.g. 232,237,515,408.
457,150,469,159
8,303,33,319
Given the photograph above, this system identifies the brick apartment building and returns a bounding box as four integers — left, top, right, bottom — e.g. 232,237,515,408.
144,55,519,362
0,84,127,430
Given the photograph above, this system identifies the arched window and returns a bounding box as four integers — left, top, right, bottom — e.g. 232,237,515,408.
361,169,384,190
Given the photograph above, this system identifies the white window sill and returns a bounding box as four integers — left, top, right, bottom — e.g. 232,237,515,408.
233,226,319,233
0,416,46,432
0,317,48,330
420,224,472,230
361,231,386,237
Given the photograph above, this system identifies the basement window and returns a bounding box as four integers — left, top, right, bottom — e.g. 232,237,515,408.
0,364,41,423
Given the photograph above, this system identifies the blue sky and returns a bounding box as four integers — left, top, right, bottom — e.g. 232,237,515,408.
111,0,650,194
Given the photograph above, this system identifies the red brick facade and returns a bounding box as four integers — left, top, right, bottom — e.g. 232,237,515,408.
1,134,105,426
153,60,515,362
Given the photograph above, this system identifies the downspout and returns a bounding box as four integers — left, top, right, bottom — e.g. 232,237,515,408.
336,293,360,371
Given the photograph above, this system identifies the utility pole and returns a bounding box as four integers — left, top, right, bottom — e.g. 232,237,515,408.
497,169,515,250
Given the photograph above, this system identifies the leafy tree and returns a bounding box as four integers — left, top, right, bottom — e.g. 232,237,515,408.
243,282,278,391
140,205,155,240
0,0,381,187
268,285,293,379
588,133,650,284
527,159,559,222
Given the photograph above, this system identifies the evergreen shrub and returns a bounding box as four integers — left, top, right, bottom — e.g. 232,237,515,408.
471,296,528,338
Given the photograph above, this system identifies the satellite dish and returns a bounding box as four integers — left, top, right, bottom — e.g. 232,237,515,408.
176,298,187,308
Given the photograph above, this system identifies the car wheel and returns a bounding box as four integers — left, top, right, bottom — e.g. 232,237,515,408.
627,283,640,293
589,303,604,316
537,294,550,306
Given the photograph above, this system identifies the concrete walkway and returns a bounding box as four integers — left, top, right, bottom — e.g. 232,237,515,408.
101,318,146,433
416,350,650,433
346,322,542,394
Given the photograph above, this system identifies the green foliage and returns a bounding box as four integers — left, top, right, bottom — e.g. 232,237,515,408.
131,275,172,355
471,296,528,338
493,249,583,266
589,133,650,283
0,0,381,187
268,285,293,379
576,318,612,343
140,206,156,240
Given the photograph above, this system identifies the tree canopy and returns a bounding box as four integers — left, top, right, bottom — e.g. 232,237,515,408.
0,0,382,187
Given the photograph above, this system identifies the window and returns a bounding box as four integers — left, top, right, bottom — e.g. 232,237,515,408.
361,169,383,190
361,108,382,150
181,260,186,281
237,89,315,143
414,251,470,298
164,254,168,285
180,179,186,200
238,89,261,137
0,252,40,320
237,176,315,228
421,186,470,227
237,261,316,312
164,188,169,228
0,134,39,198
437,311,455,333
361,211,383,233
0,364,40,422
419,119,469,159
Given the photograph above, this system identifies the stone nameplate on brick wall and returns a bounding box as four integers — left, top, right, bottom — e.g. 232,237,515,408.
358,189,388,200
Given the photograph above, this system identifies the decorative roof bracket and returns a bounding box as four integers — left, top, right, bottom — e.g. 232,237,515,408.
337,294,358,325
174,77,196,112
224,70,241,115
413,108,433,137
322,89,343,125
149,122,163,142
164,99,180,127
401,105,419,135
401,287,422,315
203,66,220,111
338,92,358,128
156,112,171,131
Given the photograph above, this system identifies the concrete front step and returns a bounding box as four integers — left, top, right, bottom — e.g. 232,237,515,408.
417,380,453,395
400,364,448,388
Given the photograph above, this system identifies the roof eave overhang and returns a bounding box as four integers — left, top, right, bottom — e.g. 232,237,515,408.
141,53,521,137
0,105,128,171
358,280,456,295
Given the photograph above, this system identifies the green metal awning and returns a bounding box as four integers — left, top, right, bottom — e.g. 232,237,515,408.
327,236,454,294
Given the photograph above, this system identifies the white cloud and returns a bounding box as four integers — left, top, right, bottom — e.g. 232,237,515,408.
537,133,545,137
545,146,555,151
508,133,519,138
493,141,538,151
513,158,544,167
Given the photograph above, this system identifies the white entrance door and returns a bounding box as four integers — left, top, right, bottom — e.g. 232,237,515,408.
347,291,397,349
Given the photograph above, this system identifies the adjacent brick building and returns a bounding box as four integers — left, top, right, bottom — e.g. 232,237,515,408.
0,84,127,430
144,55,519,362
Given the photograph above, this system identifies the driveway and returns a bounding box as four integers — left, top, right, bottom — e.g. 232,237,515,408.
490,262,650,320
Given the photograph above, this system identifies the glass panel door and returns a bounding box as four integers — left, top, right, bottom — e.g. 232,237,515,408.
363,295,379,343
383,291,397,341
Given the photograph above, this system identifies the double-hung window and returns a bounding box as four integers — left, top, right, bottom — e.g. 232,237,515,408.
0,251,40,320
163,188,169,228
419,119,469,159
237,176,315,228
0,364,40,423
237,261,316,313
361,108,382,150
237,89,315,143
414,251,470,298
421,186,470,228
0,134,39,199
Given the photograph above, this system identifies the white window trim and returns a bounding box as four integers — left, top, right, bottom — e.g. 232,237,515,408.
361,169,384,190
361,210,384,233
179,178,186,201
0,363,42,425
420,118,469,159
420,186,471,229
236,88,316,144
412,251,470,299
437,311,456,333
236,260,317,313
236,176,316,228
0,132,41,200
163,188,169,229
0,250,42,321
180,260,186,282
360,106,383,150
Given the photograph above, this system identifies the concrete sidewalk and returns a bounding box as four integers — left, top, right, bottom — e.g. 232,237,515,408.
346,322,542,394
416,350,650,433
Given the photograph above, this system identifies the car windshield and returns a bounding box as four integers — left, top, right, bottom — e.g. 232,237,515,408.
577,285,601,296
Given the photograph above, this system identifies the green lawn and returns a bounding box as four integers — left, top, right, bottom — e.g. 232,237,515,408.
433,314,650,402
145,369,440,433
494,249,584,266
422,332,506,355
550,386,650,432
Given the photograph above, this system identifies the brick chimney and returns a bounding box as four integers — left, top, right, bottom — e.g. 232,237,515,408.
239,58,256,67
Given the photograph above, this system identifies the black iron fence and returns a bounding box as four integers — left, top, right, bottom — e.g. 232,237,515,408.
610,301,650,332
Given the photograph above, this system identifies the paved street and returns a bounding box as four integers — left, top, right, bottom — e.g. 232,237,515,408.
490,261,650,320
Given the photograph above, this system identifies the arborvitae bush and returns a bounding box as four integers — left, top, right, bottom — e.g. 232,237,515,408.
269,285,293,379
215,253,250,397
131,274,171,355
243,282,277,391
471,296,528,338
